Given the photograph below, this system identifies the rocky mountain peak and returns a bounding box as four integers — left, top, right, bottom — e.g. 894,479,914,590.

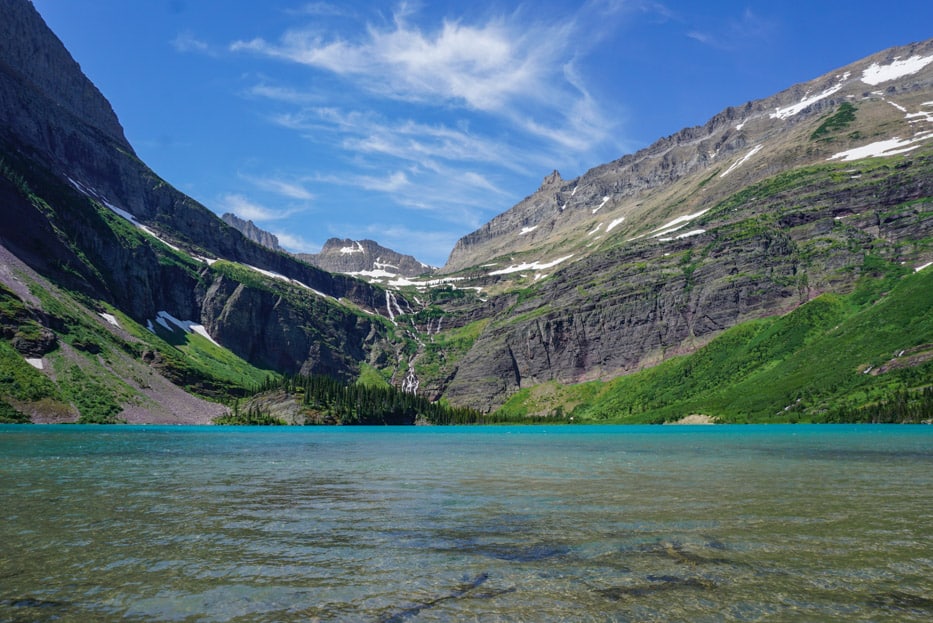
541,170,562,187
298,239,435,281
221,213,283,253
0,0,131,152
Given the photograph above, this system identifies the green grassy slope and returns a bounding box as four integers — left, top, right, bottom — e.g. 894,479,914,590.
496,263,933,423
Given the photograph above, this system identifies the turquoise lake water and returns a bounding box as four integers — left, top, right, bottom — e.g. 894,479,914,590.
1,424,931,622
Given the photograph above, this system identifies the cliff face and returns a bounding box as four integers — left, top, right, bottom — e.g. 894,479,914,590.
0,0,130,152
425,39,933,410
441,156,933,409
0,0,402,422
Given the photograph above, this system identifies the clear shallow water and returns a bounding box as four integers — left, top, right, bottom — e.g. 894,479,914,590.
1,425,931,622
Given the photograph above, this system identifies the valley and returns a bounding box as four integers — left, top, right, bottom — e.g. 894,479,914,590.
1,0,931,424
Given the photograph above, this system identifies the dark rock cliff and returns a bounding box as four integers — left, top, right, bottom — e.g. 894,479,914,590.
443,154,933,410
0,0,397,383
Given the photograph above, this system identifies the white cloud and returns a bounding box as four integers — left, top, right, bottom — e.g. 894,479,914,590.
264,105,536,175
231,4,621,156
242,174,315,200
358,170,410,192
171,31,224,57
289,2,353,18
172,31,209,53
687,8,776,51
233,15,556,113
219,194,300,221
271,230,317,253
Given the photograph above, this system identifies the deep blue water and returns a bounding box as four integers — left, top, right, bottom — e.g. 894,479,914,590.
1,424,931,621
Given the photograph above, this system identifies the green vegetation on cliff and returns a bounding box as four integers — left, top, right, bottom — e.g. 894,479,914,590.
226,374,485,425
496,263,933,423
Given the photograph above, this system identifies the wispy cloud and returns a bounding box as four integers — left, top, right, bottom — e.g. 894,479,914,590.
219,193,302,221
270,229,318,253
231,4,622,155
220,2,665,263
687,8,776,51
171,31,222,57
241,174,315,200
287,2,354,18
265,106,535,175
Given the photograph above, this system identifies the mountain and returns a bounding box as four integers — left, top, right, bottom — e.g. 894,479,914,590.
421,39,933,413
298,238,435,281
1,0,931,423
0,0,402,423
220,213,434,280
221,213,283,253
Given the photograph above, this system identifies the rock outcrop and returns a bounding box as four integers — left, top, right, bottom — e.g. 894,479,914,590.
221,213,283,252
0,0,399,398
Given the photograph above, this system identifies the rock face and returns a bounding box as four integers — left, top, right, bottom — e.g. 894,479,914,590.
443,157,933,410
442,38,933,274
221,213,283,252
433,38,933,410
299,239,435,278
0,0,130,152
0,0,397,394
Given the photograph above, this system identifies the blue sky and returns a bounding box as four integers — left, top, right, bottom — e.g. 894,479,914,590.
32,1,933,266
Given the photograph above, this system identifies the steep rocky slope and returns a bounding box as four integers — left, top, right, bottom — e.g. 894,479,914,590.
407,39,933,411
0,0,405,422
443,40,933,274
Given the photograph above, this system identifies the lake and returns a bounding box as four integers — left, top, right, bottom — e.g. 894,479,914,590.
1,424,931,622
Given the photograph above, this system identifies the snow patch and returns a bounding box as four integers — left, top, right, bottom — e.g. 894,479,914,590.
735,121,746,131
720,145,763,178
98,313,119,327
915,261,933,273
651,209,710,238
340,241,365,254
658,229,705,242
386,275,465,290
828,131,933,161
886,99,908,113
676,229,706,239
153,311,221,347
861,55,933,86
592,196,610,214
348,268,398,280
245,265,332,299
770,80,846,120
26,357,43,370
606,217,625,232
587,223,603,236
489,255,573,276
519,225,538,235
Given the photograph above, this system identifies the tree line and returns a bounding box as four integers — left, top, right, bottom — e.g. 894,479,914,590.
248,374,487,425
825,386,933,423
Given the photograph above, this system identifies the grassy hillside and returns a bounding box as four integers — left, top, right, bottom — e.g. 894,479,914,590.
496,262,933,423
